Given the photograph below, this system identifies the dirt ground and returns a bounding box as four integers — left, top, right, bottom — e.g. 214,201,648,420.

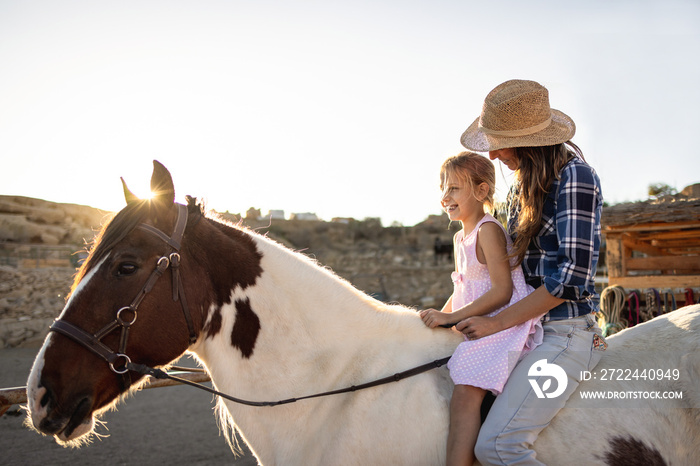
0,347,258,465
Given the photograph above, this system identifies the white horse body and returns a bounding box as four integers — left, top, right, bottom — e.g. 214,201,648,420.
536,306,700,464
193,232,463,465
190,231,700,465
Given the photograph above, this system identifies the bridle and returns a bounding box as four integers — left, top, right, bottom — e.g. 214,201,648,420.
49,203,197,388
48,202,452,405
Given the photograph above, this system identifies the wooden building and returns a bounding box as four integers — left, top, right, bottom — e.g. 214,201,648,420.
602,185,700,305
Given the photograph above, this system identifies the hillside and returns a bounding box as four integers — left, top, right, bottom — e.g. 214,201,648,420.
0,195,458,347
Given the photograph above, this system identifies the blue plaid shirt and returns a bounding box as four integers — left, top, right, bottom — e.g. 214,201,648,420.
507,157,603,321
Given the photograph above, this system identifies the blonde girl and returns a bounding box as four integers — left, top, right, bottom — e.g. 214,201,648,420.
419,152,542,466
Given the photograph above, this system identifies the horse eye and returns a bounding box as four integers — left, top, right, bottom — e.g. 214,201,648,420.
117,263,138,276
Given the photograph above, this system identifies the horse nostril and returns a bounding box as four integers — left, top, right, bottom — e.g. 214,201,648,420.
40,391,51,408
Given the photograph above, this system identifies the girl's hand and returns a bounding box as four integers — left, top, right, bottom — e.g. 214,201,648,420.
456,316,502,339
419,309,453,328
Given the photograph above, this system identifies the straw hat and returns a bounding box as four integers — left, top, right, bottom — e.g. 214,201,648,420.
460,80,575,152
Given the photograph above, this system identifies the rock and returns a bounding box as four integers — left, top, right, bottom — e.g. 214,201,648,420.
0,195,107,245
40,232,60,245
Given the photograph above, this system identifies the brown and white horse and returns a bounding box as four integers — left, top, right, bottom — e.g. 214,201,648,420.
27,162,700,465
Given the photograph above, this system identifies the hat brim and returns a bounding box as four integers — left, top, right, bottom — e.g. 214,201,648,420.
460,109,576,152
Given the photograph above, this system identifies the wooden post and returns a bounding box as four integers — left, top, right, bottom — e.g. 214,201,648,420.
606,236,623,278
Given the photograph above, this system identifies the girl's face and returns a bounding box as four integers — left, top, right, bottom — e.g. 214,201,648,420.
440,173,484,223
488,148,519,171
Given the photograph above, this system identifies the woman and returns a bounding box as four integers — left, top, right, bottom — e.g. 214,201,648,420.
458,79,607,465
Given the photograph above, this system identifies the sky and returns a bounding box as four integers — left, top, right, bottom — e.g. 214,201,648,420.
1,0,699,226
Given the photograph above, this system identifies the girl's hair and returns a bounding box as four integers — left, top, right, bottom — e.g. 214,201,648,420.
509,141,584,264
440,151,496,213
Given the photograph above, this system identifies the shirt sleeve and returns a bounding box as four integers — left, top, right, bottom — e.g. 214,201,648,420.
543,162,602,300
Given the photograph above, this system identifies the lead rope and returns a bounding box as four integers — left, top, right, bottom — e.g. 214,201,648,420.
126,356,451,407
598,285,626,336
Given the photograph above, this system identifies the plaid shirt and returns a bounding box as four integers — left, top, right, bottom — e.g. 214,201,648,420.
507,157,603,321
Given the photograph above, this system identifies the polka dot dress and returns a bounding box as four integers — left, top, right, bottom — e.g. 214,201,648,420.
447,214,543,395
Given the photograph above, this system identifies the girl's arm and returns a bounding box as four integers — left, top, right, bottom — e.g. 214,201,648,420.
456,286,563,339
421,222,512,328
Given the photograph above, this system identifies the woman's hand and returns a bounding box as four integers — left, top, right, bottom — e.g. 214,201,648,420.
456,316,503,339
419,309,454,328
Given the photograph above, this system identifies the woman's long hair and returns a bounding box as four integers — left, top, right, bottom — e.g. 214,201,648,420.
509,141,584,264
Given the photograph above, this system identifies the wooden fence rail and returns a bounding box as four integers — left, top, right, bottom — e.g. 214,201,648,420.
0,371,211,417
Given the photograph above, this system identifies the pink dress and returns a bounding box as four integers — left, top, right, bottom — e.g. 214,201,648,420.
446,214,543,395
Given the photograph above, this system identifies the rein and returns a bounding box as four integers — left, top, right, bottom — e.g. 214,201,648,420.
49,202,452,405
127,357,452,407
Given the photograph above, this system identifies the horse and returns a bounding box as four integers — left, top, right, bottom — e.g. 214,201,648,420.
434,237,454,265
26,161,700,465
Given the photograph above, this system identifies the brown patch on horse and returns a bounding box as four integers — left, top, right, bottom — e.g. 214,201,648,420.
196,219,263,340
597,435,668,466
206,221,263,306
231,298,261,359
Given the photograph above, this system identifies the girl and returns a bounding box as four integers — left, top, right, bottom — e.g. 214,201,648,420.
419,152,542,466
459,79,606,465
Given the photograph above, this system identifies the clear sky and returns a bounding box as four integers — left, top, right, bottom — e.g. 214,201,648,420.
1,0,698,226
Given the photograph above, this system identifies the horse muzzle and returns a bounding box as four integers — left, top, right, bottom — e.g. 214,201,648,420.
28,382,96,444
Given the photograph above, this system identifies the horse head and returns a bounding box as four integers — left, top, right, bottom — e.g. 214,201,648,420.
26,161,221,445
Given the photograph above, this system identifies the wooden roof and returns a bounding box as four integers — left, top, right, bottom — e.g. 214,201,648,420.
602,197,700,229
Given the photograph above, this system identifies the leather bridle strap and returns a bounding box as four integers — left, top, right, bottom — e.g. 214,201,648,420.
140,203,196,343
51,320,129,371
137,202,187,250
169,252,197,344
49,203,197,383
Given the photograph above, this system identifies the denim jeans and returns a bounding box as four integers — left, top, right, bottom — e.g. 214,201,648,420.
474,314,605,465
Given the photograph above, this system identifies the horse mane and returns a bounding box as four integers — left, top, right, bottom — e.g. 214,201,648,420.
71,197,205,294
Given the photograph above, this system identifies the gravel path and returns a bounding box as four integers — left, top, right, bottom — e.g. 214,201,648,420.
0,347,257,465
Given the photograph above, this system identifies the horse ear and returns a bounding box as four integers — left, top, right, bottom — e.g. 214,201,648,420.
150,160,176,205
121,177,139,205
